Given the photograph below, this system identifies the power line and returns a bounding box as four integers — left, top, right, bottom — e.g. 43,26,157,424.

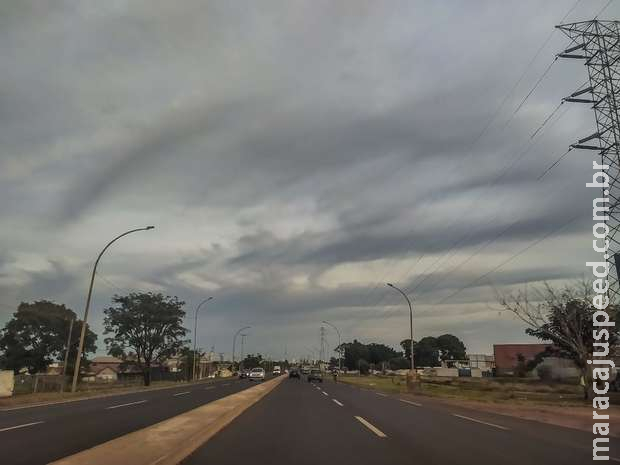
435,213,580,306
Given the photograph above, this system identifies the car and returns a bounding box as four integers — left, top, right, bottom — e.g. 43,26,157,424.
238,370,249,379
272,365,282,376
307,369,323,383
289,368,300,379
301,365,311,375
248,367,265,381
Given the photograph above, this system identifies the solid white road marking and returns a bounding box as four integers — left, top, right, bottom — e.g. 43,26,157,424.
610,458,620,463
332,399,344,407
452,414,509,431
205,386,216,390
0,421,45,432
399,399,422,407
222,383,231,386
376,392,388,397
173,391,190,397
322,391,329,396
355,416,387,438
106,400,147,410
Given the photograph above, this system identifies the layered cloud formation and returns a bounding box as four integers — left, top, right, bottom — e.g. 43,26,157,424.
1,0,617,358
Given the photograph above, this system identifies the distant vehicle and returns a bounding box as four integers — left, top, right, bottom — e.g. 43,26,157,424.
239,370,249,379
272,365,282,376
289,368,300,379
308,369,323,383
249,367,265,381
301,365,311,375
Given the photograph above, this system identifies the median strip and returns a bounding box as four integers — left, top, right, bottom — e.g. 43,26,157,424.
0,421,44,432
49,376,285,465
106,400,147,410
452,414,509,431
354,416,387,438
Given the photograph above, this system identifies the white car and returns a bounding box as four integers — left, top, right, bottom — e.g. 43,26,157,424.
272,365,282,376
248,367,265,381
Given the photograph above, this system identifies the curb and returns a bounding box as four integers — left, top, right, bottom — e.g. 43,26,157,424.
48,375,286,465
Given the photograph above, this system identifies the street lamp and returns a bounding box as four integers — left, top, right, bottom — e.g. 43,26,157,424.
322,320,342,371
232,326,251,372
193,297,213,381
71,226,155,393
387,283,415,373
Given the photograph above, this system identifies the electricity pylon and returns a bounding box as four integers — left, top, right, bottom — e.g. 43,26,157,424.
557,20,620,301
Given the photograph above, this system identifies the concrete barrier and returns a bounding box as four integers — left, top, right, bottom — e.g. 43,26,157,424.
0,370,14,397
49,376,285,465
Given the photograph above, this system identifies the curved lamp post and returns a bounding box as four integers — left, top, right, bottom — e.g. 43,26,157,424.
71,226,155,392
387,283,415,373
232,326,251,372
193,297,214,381
322,320,342,371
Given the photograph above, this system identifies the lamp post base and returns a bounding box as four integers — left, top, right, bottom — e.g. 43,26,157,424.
406,370,418,391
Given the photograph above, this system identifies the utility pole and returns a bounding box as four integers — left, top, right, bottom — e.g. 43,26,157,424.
319,326,326,365
322,320,342,371
232,326,250,373
192,297,213,381
60,317,74,393
71,226,155,393
387,283,415,374
556,20,620,300
240,334,247,370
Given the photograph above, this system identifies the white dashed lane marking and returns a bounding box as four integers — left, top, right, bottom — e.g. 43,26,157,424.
106,400,147,410
173,391,190,397
355,416,387,438
452,414,509,431
399,399,422,407
0,421,45,432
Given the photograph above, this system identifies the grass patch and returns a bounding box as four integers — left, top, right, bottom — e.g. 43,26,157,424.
338,374,588,406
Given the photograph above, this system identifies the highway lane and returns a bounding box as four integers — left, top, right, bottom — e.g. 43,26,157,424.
1,377,263,465
186,377,620,465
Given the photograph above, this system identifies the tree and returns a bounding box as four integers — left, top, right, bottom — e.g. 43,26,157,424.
388,356,410,370
401,337,441,367
0,301,96,374
499,281,618,399
103,292,188,386
241,354,263,369
436,334,467,361
341,340,369,370
366,343,399,365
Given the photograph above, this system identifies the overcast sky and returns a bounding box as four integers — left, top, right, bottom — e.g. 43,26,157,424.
1,0,618,361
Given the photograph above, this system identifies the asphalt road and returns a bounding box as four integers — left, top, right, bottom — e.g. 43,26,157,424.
185,377,620,465
0,377,266,465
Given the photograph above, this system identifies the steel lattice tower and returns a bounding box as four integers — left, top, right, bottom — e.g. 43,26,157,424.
557,20,620,301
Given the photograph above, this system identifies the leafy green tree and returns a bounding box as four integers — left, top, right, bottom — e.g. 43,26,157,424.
103,292,188,386
367,343,399,365
341,339,370,370
414,337,441,367
241,353,263,369
0,301,96,374
358,359,370,375
388,356,410,370
436,334,467,361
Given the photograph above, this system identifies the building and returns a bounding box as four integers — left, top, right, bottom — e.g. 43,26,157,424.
493,344,549,376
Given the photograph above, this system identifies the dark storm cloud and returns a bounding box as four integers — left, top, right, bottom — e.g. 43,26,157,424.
1,0,617,356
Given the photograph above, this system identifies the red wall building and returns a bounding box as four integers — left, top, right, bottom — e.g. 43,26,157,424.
493,343,550,376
